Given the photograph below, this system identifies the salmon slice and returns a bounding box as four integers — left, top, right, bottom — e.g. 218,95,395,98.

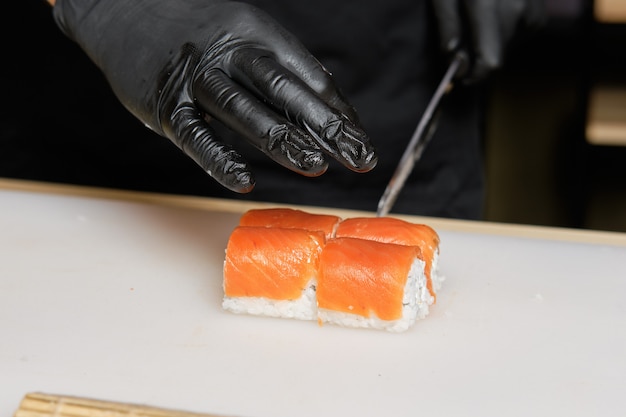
317,237,424,323
223,226,325,300
335,217,440,300
238,208,341,240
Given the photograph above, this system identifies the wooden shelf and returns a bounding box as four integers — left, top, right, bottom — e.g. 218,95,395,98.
594,0,626,23
586,84,626,146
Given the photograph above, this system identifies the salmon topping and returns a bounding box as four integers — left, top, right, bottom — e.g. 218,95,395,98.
238,208,341,240
335,217,439,299
317,237,422,321
223,226,325,300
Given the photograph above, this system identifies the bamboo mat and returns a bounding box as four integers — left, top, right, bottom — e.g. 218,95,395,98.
14,393,237,417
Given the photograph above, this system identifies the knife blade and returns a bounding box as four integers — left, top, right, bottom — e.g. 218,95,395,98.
376,50,468,217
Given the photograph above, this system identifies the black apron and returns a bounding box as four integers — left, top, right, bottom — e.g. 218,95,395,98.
2,0,485,219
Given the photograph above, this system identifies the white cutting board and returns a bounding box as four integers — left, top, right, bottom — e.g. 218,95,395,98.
1,188,626,417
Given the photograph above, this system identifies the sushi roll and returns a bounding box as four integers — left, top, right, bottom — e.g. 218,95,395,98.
335,217,442,302
238,208,341,240
317,237,430,332
222,226,325,320
221,209,443,332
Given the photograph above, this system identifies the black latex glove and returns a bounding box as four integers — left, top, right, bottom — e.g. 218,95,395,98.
52,0,377,193
431,0,546,83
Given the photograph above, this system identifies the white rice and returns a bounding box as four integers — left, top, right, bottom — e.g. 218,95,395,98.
222,278,317,321
430,250,445,293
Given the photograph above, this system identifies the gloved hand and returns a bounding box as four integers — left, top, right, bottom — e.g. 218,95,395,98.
52,0,377,193
430,0,546,83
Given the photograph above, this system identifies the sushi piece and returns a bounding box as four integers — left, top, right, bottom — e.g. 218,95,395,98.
238,208,341,240
222,209,443,332
222,226,325,320
317,237,430,332
335,217,442,301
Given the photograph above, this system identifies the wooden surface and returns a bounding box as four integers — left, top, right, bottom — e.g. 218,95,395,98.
594,0,626,23
586,85,626,146
1,177,625,246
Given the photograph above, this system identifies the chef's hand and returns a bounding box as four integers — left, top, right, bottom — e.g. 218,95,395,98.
430,0,546,83
52,0,377,193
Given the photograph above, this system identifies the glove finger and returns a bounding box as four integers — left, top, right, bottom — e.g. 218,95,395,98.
431,0,463,53
229,48,377,173
279,52,361,124
245,18,362,124
193,67,330,177
464,0,503,82
168,103,255,193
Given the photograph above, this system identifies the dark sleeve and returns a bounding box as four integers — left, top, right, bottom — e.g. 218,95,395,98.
1,2,214,195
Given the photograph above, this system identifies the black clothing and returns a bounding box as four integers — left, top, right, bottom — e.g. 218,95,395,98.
2,1,485,219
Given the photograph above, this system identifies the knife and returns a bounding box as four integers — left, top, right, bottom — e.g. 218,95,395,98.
376,50,469,217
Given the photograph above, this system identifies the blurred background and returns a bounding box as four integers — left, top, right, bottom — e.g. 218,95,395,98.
483,0,626,232
3,0,626,232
